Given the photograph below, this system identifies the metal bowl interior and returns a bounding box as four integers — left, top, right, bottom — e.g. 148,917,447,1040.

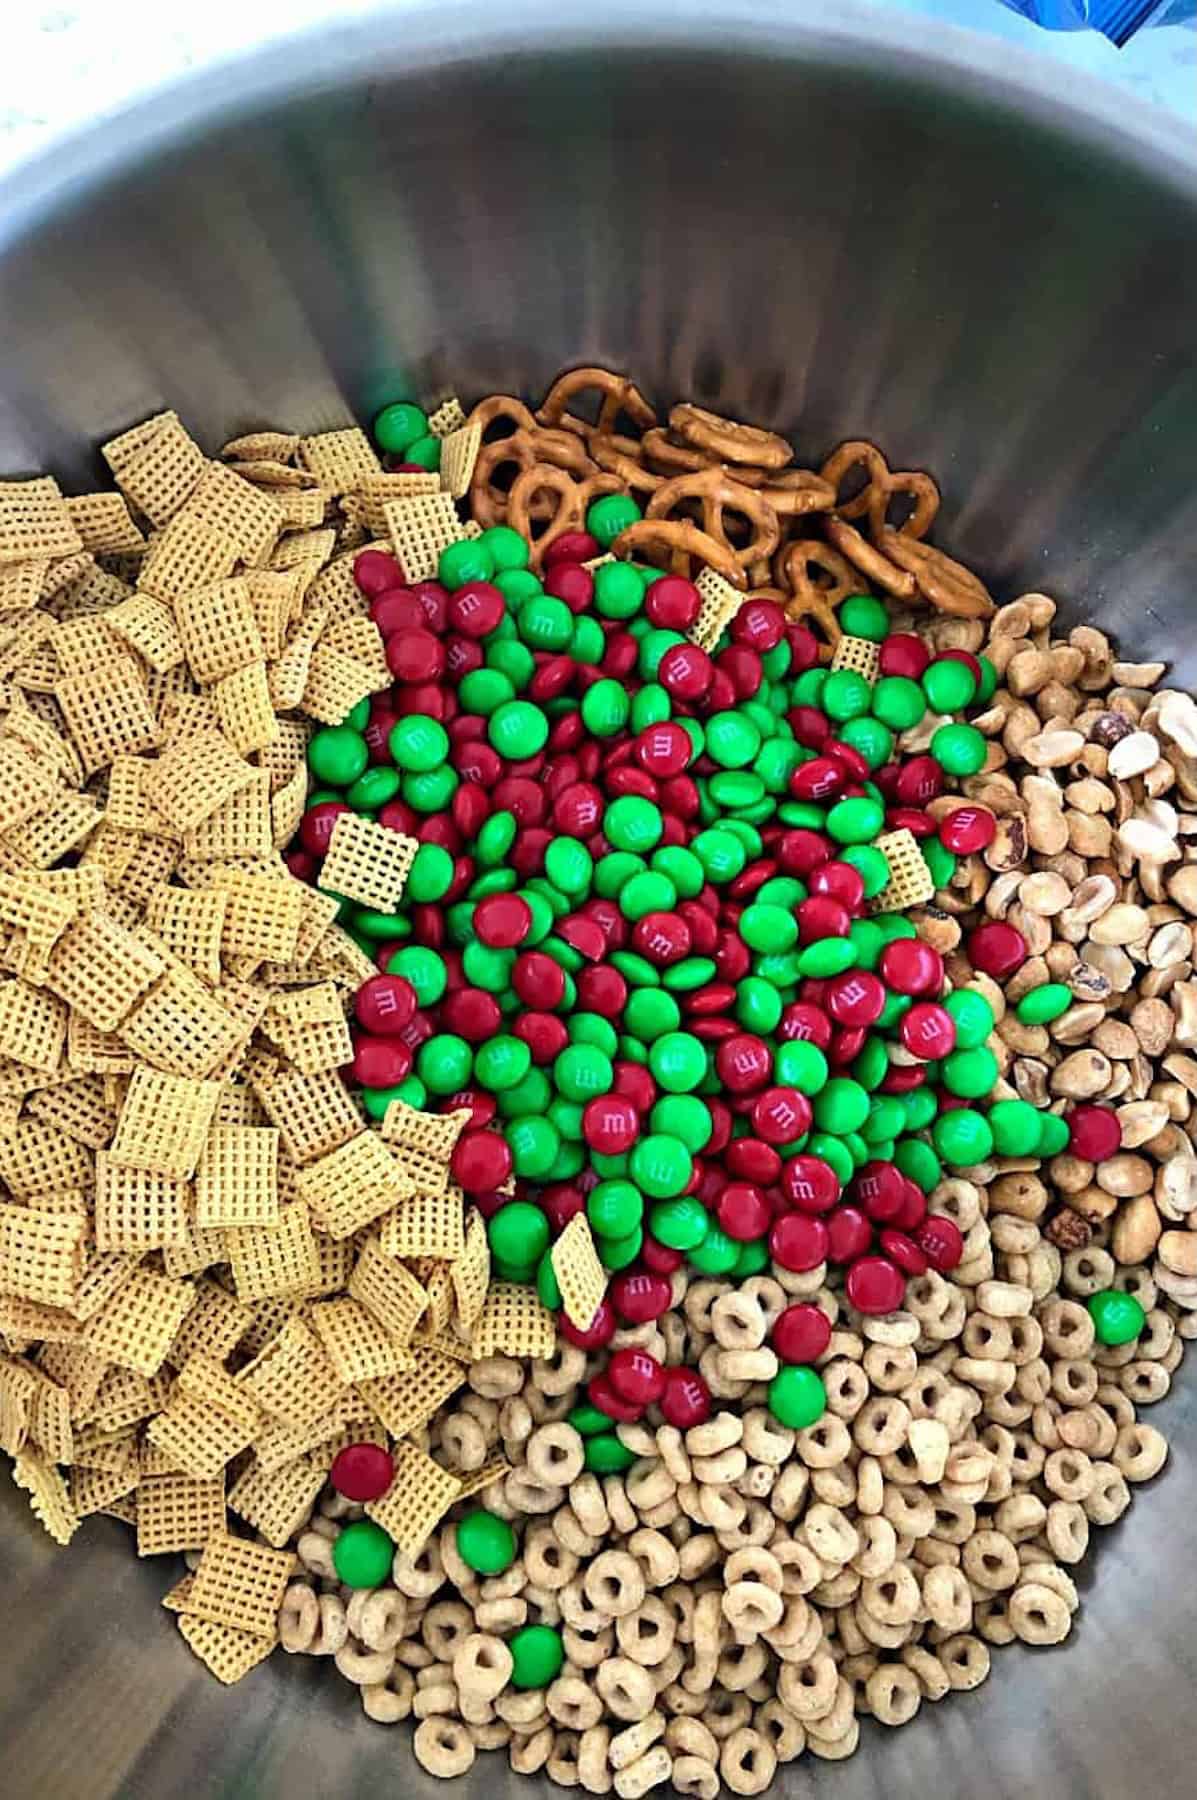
2,5,1196,1796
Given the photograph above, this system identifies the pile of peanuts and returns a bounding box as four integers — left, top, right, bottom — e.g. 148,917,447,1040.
269,592,1189,1793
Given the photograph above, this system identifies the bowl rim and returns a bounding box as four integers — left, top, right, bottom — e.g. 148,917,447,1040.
1,0,1195,253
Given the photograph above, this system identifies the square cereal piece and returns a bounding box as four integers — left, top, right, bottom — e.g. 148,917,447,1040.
55,658,160,773
138,513,241,605
356,475,438,534
453,1456,510,1500
210,868,304,966
114,415,207,527
222,431,300,463
0,558,50,610
250,1063,361,1166
212,661,279,756
184,463,286,567
263,982,352,1075
252,1402,337,1473
106,592,185,673
0,977,66,1073
176,578,265,684
82,1268,195,1375
227,1454,324,1548
170,1277,253,1367
143,886,229,985
297,428,381,495
176,1353,262,1429
381,1100,468,1163
379,1187,465,1262
30,1373,74,1464
246,569,309,659
366,1440,459,1556
106,756,173,836
267,633,315,713
389,1146,451,1202
182,771,274,861
88,1366,158,1433
300,643,380,727
146,1392,252,1481
255,717,309,793
6,797,102,880
0,1204,86,1307
295,1131,404,1240
66,491,147,557
12,1449,79,1545
177,1615,276,1685
213,1082,267,1127
270,765,308,852
195,1125,280,1229
321,813,417,913
382,493,462,584
109,1066,221,1178
46,910,168,1032
69,1252,140,1329
67,1010,135,1079
349,1236,428,1344
357,1350,465,1439
0,1117,93,1197
102,411,184,475
237,1314,341,1430
51,613,127,676
161,1199,227,1281
309,1295,411,1384
450,1210,490,1331
161,1573,195,1614
428,398,467,439
270,526,337,573
144,728,256,835
71,1463,138,1517
551,1213,606,1333
0,738,62,836
690,567,745,652
186,1532,296,1638
438,422,483,500
27,1075,117,1149
225,1204,321,1302
106,831,180,910
830,633,881,683
275,489,328,530
471,1282,556,1360
320,615,388,686
120,965,245,1081
871,827,936,913
94,1154,190,1251
0,478,83,565
298,1232,354,1301
136,1470,226,1556
35,1340,105,1412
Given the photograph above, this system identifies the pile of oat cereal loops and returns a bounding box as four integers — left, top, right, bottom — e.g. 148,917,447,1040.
1,367,1194,1793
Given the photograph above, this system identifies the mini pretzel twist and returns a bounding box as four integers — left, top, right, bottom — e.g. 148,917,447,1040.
507,463,622,570
670,403,793,471
640,428,771,487
820,439,940,543
879,528,995,618
613,519,747,590
469,429,597,527
464,393,538,440
773,539,856,650
590,433,666,495
537,366,657,441
645,468,781,578
758,468,837,517
825,516,918,599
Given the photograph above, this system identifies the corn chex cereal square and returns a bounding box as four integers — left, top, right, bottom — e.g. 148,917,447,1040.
169,1278,253,1368
0,1117,93,1197
185,1533,296,1638
121,965,244,1080
225,1203,321,1302
301,643,382,727
46,910,168,1032
0,1204,86,1307
143,886,228,984
309,1296,411,1384
82,1268,195,1375
182,772,274,861
366,1440,460,1555
144,729,256,835
379,1187,465,1262
294,1130,404,1239
146,1391,255,1481
382,493,461,583
12,1450,79,1544
0,978,67,1073
109,1066,221,1178
176,578,264,684
690,566,746,651
177,1614,276,1685
237,1314,341,1430
211,660,279,756
210,868,304,966
227,1453,324,1548
321,813,417,913
349,1235,428,1344
94,1154,190,1251
194,1125,280,1229
471,1283,556,1360
136,1471,226,1557
871,827,936,913
450,1210,490,1330
358,1350,465,1439
67,490,146,557
0,477,83,564
185,462,286,567
381,1099,468,1162
297,427,380,494
56,659,160,773
550,1213,607,1333
250,1064,361,1166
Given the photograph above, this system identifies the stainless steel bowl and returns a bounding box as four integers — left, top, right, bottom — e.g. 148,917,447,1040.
2,6,1196,1796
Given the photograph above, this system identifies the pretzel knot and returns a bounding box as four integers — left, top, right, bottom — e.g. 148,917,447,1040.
669,404,793,472
464,394,538,442
775,540,857,657
820,439,940,545
613,520,747,590
469,430,597,528
880,530,994,619
590,434,665,496
507,464,623,571
758,469,837,518
639,428,770,488
825,517,918,600
645,468,782,579
537,367,657,443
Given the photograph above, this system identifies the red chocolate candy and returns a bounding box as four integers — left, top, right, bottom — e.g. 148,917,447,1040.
607,1348,666,1406
659,1366,711,1429
967,920,1028,981
330,1442,394,1502
1067,1104,1122,1162
846,1254,906,1316
772,1302,833,1365
770,1212,830,1271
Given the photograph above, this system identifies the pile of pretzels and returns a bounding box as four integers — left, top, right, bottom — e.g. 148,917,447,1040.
463,368,994,651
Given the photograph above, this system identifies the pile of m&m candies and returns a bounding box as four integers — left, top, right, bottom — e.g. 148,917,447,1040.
291,499,1120,1446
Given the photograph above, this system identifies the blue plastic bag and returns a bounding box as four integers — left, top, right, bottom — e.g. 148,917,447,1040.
998,0,1194,46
